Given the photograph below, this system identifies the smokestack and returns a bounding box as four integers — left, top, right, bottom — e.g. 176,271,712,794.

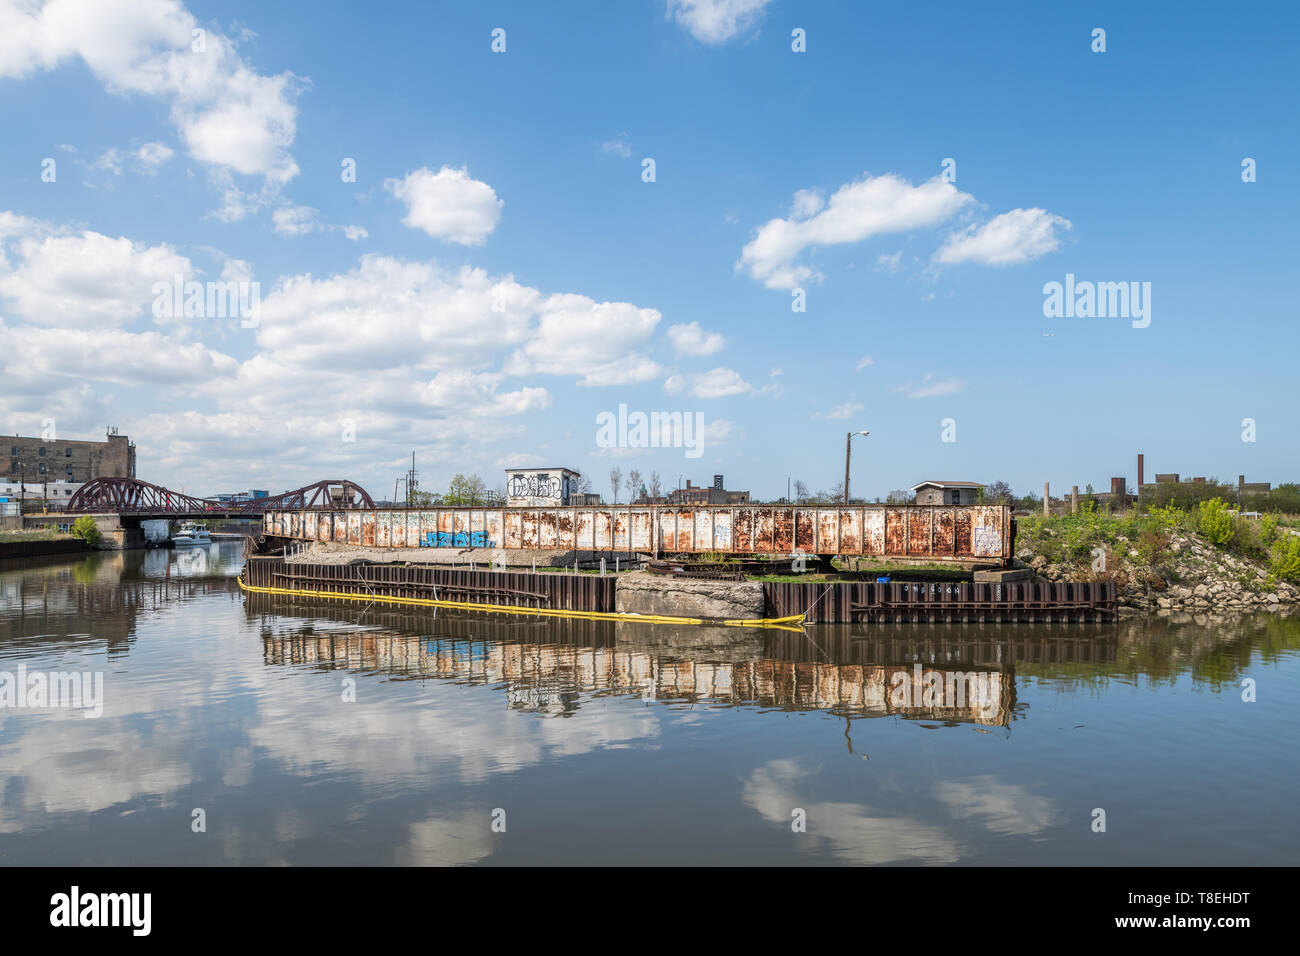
1138,454,1144,489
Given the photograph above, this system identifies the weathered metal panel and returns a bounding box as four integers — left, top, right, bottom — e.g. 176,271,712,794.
347,513,362,545
839,510,860,553
594,511,612,550
539,510,558,549
333,512,348,543
734,509,753,552
755,509,774,553
407,512,421,548
954,509,973,557
693,510,712,552
317,513,332,542
658,511,676,551
817,510,838,553
303,511,318,541
972,506,1004,558
909,508,932,555
632,511,652,551
863,509,885,555
577,510,594,550
375,512,389,547
505,512,522,549
557,509,575,550
361,512,375,547
713,510,732,551
934,509,955,554
675,510,693,551
776,508,796,553
613,510,628,550
885,509,906,555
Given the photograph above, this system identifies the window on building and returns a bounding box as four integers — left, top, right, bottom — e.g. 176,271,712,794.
39,463,47,474
9,446,16,456
38,447,45,456
951,491,962,504
66,448,72,457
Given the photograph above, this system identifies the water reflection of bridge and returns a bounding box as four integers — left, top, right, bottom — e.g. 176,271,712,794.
251,601,1128,726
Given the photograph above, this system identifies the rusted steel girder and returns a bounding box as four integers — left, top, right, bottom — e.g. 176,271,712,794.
66,477,375,515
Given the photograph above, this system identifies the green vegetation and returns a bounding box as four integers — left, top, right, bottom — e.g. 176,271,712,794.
70,516,102,548
1017,496,1300,588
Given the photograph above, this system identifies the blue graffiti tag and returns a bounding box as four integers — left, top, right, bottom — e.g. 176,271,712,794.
419,531,494,548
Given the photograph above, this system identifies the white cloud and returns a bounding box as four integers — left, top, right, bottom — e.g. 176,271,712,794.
272,203,367,240
503,294,663,386
601,133,632,158
667,0,774,45
873,250,903,273
0,225,192,328
739,173,974,288
135,139,174,171
854,354,875,371
895,373,966,399
816,401,864,420
666,320,725,356
0,0,303,186
271,204,318,236
665,366,754,399
385,166,503,245
934,207,1071,266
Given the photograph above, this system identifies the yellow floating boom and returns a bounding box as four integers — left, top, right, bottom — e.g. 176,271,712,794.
237,574,806,631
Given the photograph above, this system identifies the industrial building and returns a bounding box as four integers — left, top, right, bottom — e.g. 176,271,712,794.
5,428,135,483
666,475,750,506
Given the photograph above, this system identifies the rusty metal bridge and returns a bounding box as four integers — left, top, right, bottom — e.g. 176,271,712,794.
262,503,1016,564
65,477,375,517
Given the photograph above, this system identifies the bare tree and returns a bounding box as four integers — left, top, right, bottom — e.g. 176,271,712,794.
793,479,809,503
609,467,623,504
648,470,662,500
985,480,1013,503
628,469,642,503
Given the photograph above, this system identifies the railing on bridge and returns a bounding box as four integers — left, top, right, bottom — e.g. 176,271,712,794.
65,478,374,516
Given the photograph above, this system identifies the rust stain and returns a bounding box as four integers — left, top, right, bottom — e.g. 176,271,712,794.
813,510,835,553
909,508,932,554
734,509,753,552
361,513,375,547
955,510,973,556
839,510,859,553
756,510,774,552
775,509,795,552
885,509,906,555
935,509,955,553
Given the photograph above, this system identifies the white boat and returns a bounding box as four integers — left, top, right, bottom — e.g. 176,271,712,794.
171,521,212,547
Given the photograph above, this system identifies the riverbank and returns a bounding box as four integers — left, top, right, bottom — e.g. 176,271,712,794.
1014,503,1300,617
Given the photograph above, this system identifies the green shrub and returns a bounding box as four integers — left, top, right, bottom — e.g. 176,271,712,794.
1147,504,1187,531
70,515,101,548
1271,535,1300,585
1192,498,1235,547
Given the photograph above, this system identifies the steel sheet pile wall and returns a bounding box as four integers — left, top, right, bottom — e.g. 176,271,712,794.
263,504,1013,562
764,580,1116,624
244,558,616,613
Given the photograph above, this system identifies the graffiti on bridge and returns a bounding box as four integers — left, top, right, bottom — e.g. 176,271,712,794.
420,531,494,548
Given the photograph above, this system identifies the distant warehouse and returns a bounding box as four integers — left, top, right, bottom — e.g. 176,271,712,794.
6,428,135,483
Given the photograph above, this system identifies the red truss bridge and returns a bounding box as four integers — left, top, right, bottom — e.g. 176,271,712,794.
65,478,375,517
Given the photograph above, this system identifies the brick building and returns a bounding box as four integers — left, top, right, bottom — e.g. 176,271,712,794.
5,429,136,483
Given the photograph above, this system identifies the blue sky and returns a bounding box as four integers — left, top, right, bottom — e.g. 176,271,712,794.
1,0,1296,502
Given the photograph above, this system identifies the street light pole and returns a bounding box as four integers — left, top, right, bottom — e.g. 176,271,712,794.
844,430,869,505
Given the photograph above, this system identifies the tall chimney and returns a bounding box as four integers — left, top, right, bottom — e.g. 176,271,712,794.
1137,454,1144,489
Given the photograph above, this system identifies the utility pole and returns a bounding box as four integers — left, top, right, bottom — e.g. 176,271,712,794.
844,430,869,505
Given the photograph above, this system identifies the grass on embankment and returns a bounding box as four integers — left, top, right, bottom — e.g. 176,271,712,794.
1015,499,1300,588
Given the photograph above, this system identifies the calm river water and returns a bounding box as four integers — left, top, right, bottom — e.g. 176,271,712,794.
1,543,1297,865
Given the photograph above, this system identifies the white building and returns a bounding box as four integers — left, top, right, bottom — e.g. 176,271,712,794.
0,480,85,505
504,467,581,507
